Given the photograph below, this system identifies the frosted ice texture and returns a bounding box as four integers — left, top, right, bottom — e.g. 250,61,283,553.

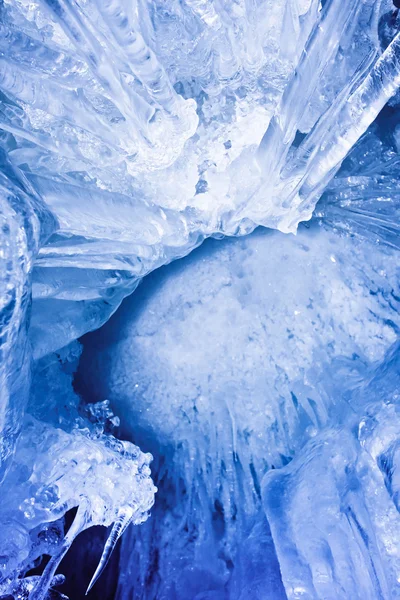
0,414,155,583
79,219,400,599
0,338,156,600
1,0,400,598
82,225,400,466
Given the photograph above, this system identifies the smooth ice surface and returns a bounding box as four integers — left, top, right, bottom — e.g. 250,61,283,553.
2,0,400,598
0,152,55,480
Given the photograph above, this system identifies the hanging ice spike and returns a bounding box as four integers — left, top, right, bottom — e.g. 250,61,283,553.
86,508,134,595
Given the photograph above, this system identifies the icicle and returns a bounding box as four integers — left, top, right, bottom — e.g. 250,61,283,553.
30,502,89,600
256,0,361,183
41,0,153,141
95,0,186,117
290,29,400,223
86,507,134,595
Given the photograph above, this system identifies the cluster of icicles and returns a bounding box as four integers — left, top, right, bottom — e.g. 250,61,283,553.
0,411,156,600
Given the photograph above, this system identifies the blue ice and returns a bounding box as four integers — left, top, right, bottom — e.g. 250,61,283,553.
1,0,400,599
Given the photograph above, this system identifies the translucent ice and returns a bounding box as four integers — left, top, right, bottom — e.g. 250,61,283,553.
0,0,398,360
0,152,55,479
1,0,400,598
79,214,400,598
0,409,156,599
262,345,400,599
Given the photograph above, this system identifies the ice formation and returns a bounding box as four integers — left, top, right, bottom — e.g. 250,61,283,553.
263,347,400,600
3,0,399,359
0,412,155,600
1,0,400,598
79,219,400,598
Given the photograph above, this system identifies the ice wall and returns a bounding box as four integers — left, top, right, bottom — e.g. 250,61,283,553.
263,346,400,600
0,153,55,481
0,0,397,362
78,211,400,598
1,0,400,598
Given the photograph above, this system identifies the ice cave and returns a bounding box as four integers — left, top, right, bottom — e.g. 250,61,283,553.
1,0,400,598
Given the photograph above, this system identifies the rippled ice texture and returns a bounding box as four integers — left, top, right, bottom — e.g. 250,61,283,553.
2,0,400,598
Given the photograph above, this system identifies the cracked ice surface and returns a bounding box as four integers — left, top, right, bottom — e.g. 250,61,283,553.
2,0,400,598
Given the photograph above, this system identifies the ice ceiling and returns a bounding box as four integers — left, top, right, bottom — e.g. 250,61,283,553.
1,0,400,598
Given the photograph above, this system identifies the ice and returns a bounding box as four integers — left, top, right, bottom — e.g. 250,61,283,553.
0,340,155,599
0,0,396,360
0,152,55,479
0,408,156,599
1,574,69,600
1,0,400,598
81,222,400,457
78,216,400,598
262,345,400,600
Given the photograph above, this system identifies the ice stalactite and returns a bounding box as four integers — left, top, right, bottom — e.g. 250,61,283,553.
29,503,90,600
288,28,400,226
86,508,134,595
0,411,156,599
79,206,400,597
251,0,400,231
0,0,396,361
1,0,400,598
0,153,55,479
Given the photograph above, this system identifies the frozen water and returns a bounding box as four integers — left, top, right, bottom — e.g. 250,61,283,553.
263,345,400,600
0,403,156,599
0,152,55,480
0,0,397,361
1,0,400,598
81,223,400,471
78,216,400,598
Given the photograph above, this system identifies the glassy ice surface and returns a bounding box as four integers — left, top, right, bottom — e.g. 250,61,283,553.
1,0,400,598
2,0,398,360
